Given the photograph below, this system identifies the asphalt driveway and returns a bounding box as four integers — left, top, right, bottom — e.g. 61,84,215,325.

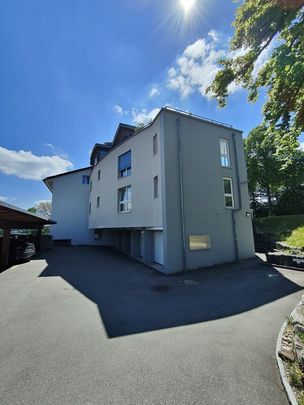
0,246,304,404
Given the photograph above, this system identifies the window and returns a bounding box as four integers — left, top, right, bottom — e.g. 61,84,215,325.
189,235,211,250
118,185,132,212
98,170,101,181
220,139,230,167
89,203,91,215
153,176,159,198
153,134,158,155
97,196,100,208
118,150,131,178
82,175,90,184
90,181,92,193
223,177,234,208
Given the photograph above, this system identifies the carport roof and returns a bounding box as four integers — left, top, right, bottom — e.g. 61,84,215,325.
0,201,56,229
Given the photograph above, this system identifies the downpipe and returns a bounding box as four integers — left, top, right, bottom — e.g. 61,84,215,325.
232,133,242,262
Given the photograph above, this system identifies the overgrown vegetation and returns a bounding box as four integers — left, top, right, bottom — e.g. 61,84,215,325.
289,363,303,389
287,315,295,326
254,215,304,247
298,392,304,405
296,331,304,344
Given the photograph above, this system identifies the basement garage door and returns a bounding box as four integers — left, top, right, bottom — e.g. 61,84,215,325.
154,231,164,265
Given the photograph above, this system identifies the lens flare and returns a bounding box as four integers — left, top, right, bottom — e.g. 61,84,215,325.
180,0,196,13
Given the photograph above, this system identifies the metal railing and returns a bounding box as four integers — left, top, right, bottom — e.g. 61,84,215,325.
163,106,233,129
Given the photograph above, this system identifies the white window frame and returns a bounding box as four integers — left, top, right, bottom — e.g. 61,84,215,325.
220,138,230,168
223,177,234,208
153,134,158,156
118,185,132,213
153,176,159,199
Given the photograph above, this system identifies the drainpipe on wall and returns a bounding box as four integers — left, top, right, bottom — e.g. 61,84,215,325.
232,133,243,261
177,118,187,271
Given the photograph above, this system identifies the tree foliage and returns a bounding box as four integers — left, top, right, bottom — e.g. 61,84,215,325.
207,0,304,139
245,125,304,215
28,201,52,219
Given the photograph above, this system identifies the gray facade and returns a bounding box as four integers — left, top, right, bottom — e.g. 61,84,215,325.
44,107,255,274
160,109,254,274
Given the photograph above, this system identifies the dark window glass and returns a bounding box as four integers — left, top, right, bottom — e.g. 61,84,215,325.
153,176,159,198
153,134,158,155
82,175,90,184
118,151,131,178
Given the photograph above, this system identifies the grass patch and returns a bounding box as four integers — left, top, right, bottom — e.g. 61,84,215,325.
298,392,304,405
287,315,294,326
289,363,304,389
284,226,304,249
254,215,304,248
297,331,304,344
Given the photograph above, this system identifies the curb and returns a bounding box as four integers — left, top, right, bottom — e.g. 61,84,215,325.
276,308,298,405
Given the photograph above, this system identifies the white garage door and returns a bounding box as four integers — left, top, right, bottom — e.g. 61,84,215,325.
154,231,164,265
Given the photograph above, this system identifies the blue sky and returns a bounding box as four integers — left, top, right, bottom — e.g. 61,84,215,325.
0,0,302,209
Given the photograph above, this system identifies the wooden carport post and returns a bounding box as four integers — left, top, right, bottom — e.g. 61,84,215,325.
1,228,11,268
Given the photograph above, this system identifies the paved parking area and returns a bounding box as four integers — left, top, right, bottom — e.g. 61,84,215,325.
0,246,304,404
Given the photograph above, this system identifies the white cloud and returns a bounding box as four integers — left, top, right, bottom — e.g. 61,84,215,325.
0,146,73,180
44,143,55,149
167,32,231,99
149,87,160,97
113,104,128,115
208,30,221,43
300,142,304,151
132,108,160,124
114,104,123,114
34,199,52,205
167,30,275,100
0,195,16,204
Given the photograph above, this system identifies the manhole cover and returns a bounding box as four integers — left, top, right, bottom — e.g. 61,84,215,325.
151,284,171,293
180,279,198,285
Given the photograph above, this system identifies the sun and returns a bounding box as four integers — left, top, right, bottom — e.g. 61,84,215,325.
180,0,196,13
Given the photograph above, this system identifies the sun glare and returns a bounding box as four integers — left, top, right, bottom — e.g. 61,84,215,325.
180,0,196,13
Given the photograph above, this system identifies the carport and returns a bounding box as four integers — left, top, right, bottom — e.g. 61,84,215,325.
0,201,55,268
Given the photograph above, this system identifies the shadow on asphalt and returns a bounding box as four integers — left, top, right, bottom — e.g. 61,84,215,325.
38,246,303,338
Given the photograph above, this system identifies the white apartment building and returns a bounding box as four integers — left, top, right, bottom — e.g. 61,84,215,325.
44,107,255,274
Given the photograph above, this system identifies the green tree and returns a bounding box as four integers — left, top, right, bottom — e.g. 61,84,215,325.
245,125,282,214
245,124,304,215
28,201,52,218
207,0,304,142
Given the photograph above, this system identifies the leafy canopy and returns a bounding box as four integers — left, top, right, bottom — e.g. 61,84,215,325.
244,124,304,214
28,201,52,219
207,0,304,136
